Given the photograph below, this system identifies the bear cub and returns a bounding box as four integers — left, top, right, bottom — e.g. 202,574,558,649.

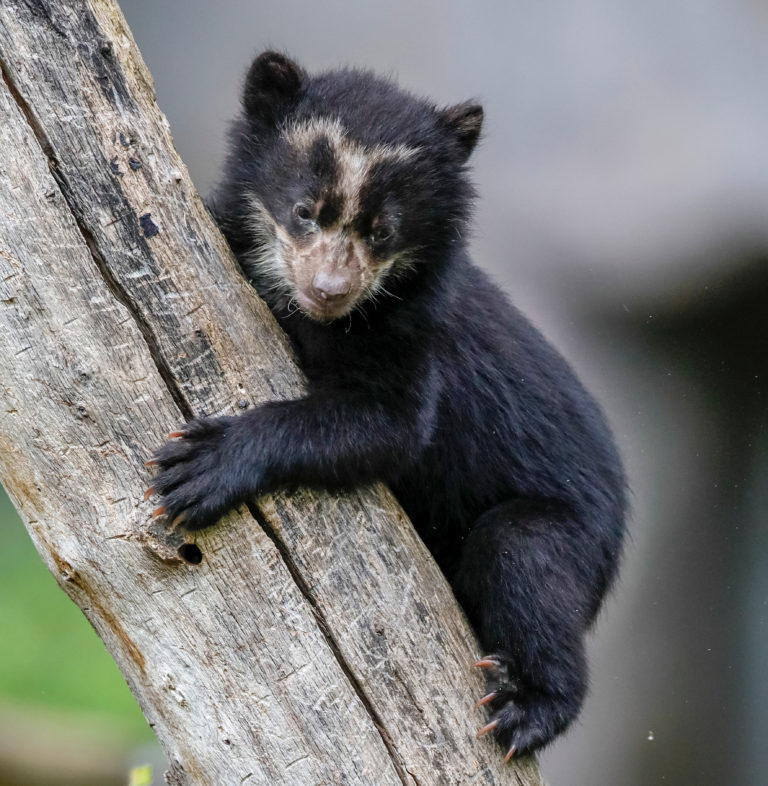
149,51,627,759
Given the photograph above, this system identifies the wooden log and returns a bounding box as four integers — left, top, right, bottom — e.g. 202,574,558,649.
0,2,544,784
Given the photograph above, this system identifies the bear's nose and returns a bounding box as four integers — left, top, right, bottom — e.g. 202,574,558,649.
312,271,352,301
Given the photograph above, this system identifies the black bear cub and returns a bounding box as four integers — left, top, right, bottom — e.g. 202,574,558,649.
149,51,627,759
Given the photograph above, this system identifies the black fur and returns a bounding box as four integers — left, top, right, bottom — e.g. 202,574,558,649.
150,52,627,757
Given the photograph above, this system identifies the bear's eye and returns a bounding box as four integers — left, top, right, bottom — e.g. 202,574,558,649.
292,202,314,222
370,222,394,244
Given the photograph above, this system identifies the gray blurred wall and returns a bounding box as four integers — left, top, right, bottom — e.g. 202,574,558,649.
121,2,768,784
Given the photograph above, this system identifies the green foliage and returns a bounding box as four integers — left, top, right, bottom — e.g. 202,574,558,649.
0,490,154,742
128,764,154,786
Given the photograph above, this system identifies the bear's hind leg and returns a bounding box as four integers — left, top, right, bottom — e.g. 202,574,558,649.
453,499,605,757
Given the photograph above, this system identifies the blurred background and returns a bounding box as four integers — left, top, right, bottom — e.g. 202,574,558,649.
2,1,767,784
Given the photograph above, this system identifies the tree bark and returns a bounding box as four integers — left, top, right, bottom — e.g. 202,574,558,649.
0,2,543,784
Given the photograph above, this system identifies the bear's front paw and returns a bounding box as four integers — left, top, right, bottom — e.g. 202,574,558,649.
474,653,577,760
145,416,257,531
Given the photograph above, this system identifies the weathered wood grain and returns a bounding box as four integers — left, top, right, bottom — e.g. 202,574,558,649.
0,2,544,784
0,65,403,786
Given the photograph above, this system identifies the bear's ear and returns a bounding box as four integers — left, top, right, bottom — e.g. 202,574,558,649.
439,102,484,161
243,51,304,126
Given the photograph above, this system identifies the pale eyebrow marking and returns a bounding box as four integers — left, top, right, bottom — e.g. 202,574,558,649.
282,116,420,163
281,116,421,224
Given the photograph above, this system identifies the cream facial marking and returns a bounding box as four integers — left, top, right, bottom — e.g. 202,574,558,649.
282,116,420,225
244,191,412,321
242,194,296,295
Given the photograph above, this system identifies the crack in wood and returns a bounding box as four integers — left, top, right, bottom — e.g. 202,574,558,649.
0,55,193,422
284,754,310,770
247,502,413,786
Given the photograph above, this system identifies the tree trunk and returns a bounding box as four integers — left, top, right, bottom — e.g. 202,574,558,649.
0,2,543,784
